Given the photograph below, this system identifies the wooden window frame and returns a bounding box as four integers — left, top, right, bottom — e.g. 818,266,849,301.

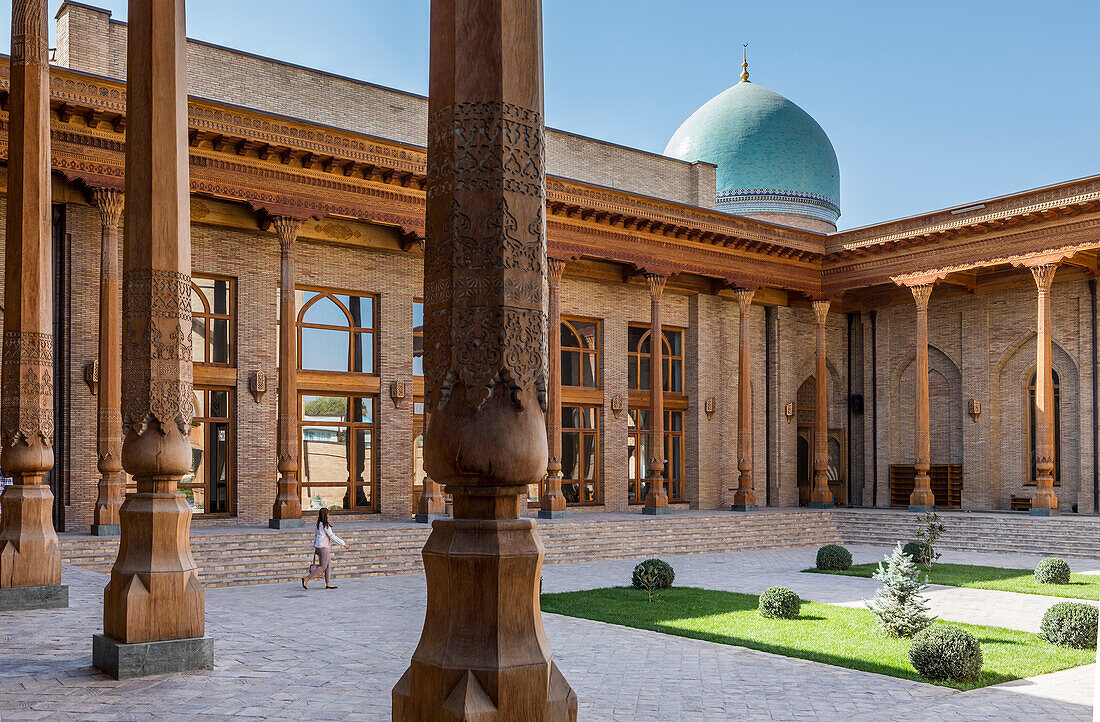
561,404,601,505
191,275,235,368
626,408,685,504
298,393,379,514
561,316,600,390
413,299,425,378
627,324,685,393
296,287,379,378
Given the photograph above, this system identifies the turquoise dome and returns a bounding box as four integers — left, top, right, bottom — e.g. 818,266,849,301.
665,78,840,225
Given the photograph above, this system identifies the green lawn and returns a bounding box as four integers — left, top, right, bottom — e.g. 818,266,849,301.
540,587,1095,691
806,563,1100,600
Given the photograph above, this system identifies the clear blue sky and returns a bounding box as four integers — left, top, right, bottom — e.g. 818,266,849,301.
8,0,1100,229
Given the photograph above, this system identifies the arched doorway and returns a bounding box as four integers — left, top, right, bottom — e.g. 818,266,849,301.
795,376,847,506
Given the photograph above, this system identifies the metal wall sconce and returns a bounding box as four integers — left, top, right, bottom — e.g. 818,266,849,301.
84,360,99,395
248,369,267,403
784,402,795,423
968,398,981,422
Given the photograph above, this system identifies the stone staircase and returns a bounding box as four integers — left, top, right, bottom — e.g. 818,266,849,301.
60,511,841,588
835,509,1100,560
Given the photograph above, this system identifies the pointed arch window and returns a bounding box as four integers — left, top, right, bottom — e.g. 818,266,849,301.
1027,369,1062,486
296,290,376,374
561,318,599,388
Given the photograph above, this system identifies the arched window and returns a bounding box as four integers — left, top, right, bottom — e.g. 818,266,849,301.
191,277,233,365
180,387,232,514
1027,369,1062,486
561,318,599,388
627,326,683,392
296,290,375,374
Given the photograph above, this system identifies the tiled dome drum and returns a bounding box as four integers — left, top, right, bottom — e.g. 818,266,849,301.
665,67,840,231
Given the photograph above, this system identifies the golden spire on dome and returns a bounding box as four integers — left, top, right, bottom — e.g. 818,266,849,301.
741,44,750,82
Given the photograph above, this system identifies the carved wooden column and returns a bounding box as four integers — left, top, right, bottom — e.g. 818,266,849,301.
270,217,305,529
1030,263,1060,516
0,0,67,611
909,283,936,511
540,257,568,519
809,300,834,508
393,0,576,718
642,272,670,515
94,0,212,679
731,289,757,511
91,188,125,536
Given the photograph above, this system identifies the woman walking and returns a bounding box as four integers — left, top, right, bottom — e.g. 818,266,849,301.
302,508,349,589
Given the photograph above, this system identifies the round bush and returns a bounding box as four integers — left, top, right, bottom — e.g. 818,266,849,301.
1039,602,1098,649
909,626,983,681
758,586,801,619
816,544,853,571
631,558,675,591
1034,557,1072,585
902,541,932,564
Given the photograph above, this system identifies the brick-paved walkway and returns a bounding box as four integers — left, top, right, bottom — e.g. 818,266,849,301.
0,546,1094,720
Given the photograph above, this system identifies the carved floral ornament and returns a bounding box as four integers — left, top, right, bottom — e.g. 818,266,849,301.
389,380,407,408
249,370,267,403
704,396,717,418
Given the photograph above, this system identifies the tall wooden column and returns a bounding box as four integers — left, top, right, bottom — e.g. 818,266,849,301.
540,257,568,519
1030,263,1060,516
91,188,125,536
908,283,935,511
731,289,757,511
393,0,576,718
809,300,834,508
0,0,66,610
94,0,211,679
270,217,305,529
642,272,670,515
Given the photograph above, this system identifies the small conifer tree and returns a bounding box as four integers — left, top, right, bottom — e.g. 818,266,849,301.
866,542,935,637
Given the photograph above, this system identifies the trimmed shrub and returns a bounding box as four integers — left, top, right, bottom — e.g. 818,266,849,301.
902,541,932,566
759,587,801,619
909,626,983,681
631,559,675,591
816,544,853,571
1039,602,1098,649
1034,557,1072,585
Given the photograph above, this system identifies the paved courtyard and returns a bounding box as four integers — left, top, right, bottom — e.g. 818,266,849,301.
0,545,1095,720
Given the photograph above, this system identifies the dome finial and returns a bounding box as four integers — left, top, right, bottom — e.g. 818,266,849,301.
741,44,750,82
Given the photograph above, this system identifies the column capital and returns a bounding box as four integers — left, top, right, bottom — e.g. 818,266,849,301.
91,187,125,227
548,256,567,285
272,216,304,253
734,288,755,314
1030,263,1058,293
645,272,667,299
910,282,934,311
811,299,831,325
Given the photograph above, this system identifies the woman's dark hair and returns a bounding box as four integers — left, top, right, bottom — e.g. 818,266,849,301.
317,508,330,529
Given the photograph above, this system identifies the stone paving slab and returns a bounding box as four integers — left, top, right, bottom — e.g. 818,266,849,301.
0,547,1094,720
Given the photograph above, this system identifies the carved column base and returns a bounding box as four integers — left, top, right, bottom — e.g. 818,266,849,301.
809,471,833,508
101,492,205,646
1031,480,1059,515
0,483,62,588
93,473,123,530
642,487,671,516
732,472,757,510
539,472,568,519
269,475,303,529
909,469,935,509
416,477,447,523
392,516,577,721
